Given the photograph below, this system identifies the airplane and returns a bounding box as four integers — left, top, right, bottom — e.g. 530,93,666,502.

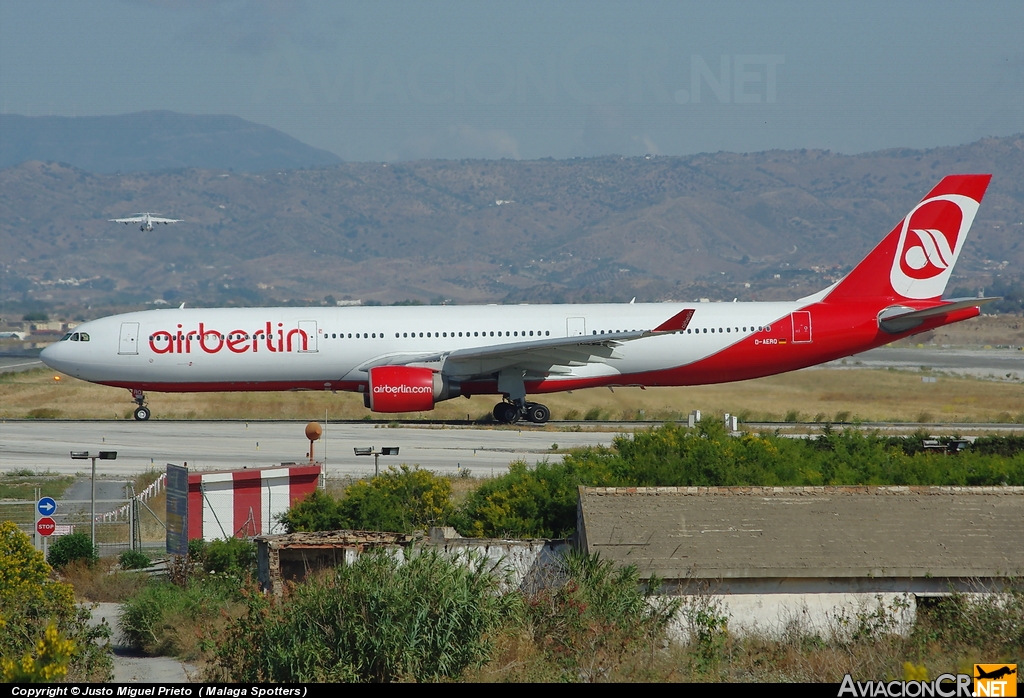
109,213,183,232
47,174,995,423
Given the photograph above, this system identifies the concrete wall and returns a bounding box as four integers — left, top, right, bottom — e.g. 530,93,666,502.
428,539,570,592
663,592,918,643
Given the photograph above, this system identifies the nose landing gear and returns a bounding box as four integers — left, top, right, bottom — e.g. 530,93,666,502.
129,388,151,421
492,399,550,425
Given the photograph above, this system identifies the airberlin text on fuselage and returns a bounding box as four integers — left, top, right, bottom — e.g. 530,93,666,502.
148,322,308,355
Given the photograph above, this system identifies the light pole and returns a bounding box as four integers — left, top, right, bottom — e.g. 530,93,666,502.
354,446,399,476
70,450,117,546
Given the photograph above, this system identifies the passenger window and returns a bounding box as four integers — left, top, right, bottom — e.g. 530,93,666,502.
545,331,550,336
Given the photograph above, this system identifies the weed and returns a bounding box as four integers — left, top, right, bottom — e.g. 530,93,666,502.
680,591,730,677
210,548,504,682
119,579,241,659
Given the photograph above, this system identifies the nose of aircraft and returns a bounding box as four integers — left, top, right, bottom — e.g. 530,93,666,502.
40,340,74,374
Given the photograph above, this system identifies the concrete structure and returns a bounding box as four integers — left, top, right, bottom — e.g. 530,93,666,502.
577,486,1024,638
256,530,416,596
187,464,320,541
254,527,568,596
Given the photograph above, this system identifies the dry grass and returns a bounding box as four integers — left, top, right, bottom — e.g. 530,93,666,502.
2,363,1023,424
60,559,151,603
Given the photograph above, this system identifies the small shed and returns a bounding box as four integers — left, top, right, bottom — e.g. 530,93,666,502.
254,528,568,596
256,530,416,596
577,485,1024,636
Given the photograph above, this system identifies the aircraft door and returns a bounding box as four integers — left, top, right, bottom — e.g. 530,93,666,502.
791,311,812,343
298,321,318,352
566,317,586,337
118,322,140,355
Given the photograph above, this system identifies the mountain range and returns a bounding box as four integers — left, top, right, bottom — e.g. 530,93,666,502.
1,128,1022,314
0,111,342,174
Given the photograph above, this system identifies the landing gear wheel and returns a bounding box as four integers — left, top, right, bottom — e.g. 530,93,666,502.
525,403,550,424
133,406,151,421
494,402,520,424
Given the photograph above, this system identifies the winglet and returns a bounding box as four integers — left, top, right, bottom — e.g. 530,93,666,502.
653,308,694,333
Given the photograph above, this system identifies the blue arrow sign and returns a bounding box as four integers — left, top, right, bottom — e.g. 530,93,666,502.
37,497,57,517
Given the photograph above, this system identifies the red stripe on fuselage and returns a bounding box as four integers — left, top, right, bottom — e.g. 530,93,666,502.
103,304,977,397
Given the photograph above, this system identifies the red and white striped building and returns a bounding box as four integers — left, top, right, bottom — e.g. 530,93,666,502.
187,464,320,541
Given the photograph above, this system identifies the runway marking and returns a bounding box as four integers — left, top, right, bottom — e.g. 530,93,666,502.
1,360,43,370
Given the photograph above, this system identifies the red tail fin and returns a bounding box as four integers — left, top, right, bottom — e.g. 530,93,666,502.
826,175,991,302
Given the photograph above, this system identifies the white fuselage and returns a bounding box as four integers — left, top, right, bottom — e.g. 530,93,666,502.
42,302,801,392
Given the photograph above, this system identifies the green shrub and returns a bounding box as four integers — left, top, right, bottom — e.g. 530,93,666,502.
277,488,346,532
118,550,152,570
453,458,611,538
187,538,207,561
454,423,1024,539
46,533,98,569
213,548,504,682
0,521,112,682
202,538,256,577
280,466,454,534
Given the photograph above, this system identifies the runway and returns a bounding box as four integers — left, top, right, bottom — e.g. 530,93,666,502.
0,421,616,478
0,357,43,374
820,347,1024,380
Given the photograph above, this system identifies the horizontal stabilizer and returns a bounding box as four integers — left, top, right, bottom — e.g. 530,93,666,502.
878,297,998,334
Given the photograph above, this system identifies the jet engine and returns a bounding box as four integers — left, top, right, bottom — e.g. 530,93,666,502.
366,366,461,413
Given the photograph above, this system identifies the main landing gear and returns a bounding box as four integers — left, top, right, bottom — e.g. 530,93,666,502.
130,388,151,421
493,399,550,425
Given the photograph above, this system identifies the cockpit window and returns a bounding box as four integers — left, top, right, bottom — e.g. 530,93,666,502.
60,333,72,341
70,333,80,341
79,333,90,342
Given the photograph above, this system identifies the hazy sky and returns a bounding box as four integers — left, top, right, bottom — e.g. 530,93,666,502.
1,1,1021,161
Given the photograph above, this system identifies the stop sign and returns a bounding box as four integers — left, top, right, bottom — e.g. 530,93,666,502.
36,517,56,537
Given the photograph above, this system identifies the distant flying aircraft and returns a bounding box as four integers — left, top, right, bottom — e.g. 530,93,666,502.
50,175,995,422
109,213,182,232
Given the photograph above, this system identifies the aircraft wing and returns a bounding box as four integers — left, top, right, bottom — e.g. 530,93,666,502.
110,216,146,223
357,308,695,377
148,217,182,224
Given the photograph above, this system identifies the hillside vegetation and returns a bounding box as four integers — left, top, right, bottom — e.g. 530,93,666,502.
2,133,1022,315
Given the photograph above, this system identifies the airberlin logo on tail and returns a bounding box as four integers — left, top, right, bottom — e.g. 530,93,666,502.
890,194,979,299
